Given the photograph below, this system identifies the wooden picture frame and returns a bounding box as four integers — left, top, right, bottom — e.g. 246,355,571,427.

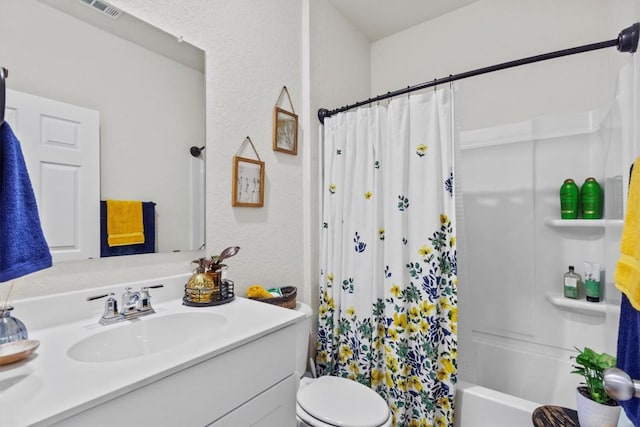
273,106,298,155
232,156,265,207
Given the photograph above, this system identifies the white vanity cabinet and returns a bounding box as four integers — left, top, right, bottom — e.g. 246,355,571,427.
0,276,303,427
50,326,298,427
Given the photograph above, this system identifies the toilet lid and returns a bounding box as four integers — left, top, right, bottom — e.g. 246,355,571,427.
297,376,390,427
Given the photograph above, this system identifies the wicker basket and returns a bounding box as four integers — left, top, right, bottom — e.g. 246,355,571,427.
250,286,297,309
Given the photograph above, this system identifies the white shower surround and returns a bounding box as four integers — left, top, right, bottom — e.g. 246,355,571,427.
457,90,631,408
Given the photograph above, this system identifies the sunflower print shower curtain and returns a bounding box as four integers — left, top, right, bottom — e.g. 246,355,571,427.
317,88,457,427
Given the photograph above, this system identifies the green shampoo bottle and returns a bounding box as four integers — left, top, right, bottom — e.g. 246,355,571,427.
581,177,602,219
560,179,579,219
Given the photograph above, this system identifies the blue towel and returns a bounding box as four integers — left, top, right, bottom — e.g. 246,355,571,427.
0,122,52,282
617,294,640,425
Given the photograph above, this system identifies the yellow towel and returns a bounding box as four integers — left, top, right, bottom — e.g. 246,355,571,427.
247,284,273,299
106,200,145,247
616,159,640,310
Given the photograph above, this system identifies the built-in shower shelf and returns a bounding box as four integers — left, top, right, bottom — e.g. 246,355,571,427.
545,218,623,229
544,218,623,239
545,292,619,317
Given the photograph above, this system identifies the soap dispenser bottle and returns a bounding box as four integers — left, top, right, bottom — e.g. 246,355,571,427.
185,258,215,303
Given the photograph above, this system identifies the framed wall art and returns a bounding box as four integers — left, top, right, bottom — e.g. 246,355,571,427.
273,86,298,155
232,137,264,207
232,156,264,207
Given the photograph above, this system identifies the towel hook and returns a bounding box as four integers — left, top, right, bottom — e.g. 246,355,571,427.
0,67,7,126
190,145,205,157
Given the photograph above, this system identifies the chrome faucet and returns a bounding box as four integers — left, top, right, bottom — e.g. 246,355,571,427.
121,287,140,315
88,284,164,325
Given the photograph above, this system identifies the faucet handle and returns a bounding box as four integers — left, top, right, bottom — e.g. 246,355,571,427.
138,284,163,312
87,292,112,301
87,292,120,324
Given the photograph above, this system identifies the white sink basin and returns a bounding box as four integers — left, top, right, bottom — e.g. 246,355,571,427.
68,312,226,363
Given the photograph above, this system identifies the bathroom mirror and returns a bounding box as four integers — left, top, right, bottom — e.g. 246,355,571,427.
1,0,206,262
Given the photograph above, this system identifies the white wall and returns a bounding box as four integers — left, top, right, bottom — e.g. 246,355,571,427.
371,0,634,131
0,0,205,254
370,0,640,408
304,0,371,351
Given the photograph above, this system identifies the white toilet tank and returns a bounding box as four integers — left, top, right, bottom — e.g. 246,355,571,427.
294,302,313,376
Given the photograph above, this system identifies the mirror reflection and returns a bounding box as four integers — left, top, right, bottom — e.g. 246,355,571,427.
1,0,206,262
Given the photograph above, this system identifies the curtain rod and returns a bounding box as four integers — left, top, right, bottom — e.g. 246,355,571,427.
318,22,640,124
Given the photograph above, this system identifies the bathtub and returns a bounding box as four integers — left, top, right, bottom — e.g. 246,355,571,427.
454,381,541,427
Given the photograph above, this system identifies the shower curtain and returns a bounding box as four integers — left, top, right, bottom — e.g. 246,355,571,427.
316,88,458,427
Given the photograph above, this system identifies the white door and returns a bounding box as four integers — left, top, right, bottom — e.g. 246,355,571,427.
5,89,100,262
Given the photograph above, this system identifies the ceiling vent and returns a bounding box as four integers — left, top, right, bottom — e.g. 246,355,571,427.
79,0,123,19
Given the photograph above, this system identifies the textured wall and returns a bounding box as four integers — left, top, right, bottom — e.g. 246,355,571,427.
105,0,305,298
108,0,372,304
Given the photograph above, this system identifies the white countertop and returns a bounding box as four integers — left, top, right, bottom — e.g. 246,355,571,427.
0,275,304,426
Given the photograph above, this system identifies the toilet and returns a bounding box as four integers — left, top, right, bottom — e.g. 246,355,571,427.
294,302,392,427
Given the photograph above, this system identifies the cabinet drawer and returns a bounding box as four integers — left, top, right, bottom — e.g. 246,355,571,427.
210,374,297,427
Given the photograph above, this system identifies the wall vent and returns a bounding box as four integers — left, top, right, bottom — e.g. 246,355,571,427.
78,0,123,19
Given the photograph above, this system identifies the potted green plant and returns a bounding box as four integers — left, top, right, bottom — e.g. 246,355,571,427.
200,246,240,286
571,346,620,427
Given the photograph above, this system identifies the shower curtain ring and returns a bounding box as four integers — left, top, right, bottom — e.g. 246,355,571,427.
433,78,437,92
